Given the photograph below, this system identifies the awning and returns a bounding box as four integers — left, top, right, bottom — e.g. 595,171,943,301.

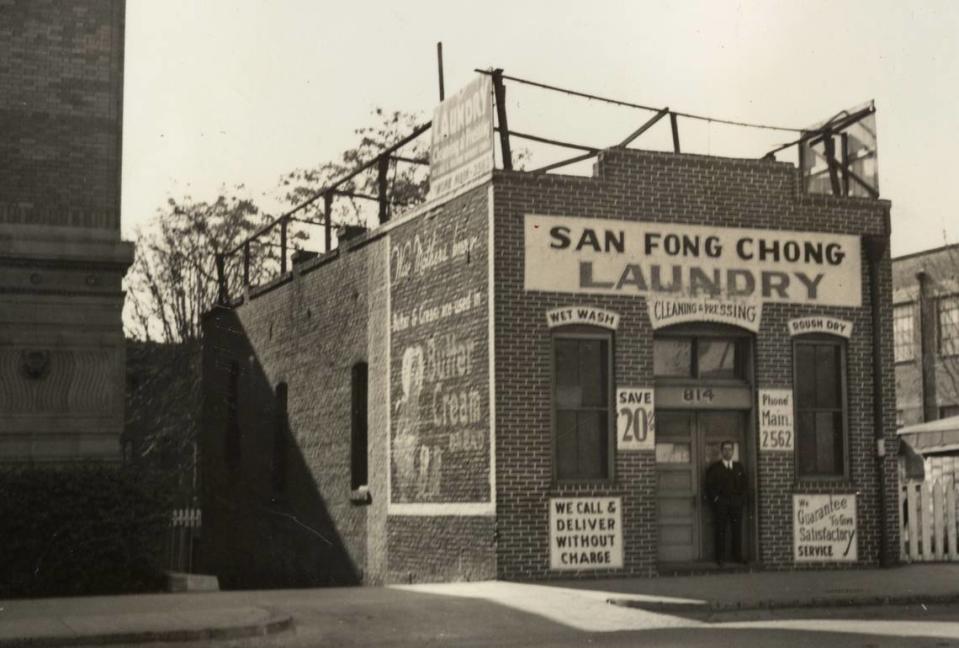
898,416,959,455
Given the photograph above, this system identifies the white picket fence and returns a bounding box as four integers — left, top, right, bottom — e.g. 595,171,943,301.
899,481,959,562
167,508,202,573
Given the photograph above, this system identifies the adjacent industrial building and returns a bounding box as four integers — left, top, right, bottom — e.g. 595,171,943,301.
893,244,959,487
199,75,899,586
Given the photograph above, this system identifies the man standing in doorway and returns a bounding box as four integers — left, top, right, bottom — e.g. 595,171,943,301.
705,441,747,565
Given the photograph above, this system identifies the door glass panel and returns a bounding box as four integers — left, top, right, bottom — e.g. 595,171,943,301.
656,442,691,463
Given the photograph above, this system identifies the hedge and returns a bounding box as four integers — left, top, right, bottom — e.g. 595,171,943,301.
0,464,175,598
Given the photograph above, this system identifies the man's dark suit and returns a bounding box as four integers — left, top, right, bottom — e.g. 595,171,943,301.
705,458,748,563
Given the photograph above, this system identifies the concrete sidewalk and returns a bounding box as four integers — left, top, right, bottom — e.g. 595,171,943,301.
552,564,959,613
2,565,959,646
0,591,293,647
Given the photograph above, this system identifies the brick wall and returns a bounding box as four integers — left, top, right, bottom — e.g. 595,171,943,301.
200,182,497,586
200,241,383,587
491,148,899,578
0,0,131,464
0,0,124,229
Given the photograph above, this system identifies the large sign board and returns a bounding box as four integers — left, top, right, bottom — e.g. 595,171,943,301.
793,494,858,562
525,215,863,307
549,497,623,570
389,200,491,513
428,75,494,202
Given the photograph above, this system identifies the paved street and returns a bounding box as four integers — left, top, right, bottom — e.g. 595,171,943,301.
38,582,959,648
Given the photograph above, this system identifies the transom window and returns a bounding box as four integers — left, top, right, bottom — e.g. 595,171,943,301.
553,335,612,481
795,339,847,478
939,296,959,357
893,303,915,363
653,336,746,380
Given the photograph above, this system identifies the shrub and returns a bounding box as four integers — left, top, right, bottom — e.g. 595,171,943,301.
0,464,174,598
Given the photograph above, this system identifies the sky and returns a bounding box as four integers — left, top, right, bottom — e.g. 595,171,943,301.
122,0,959,257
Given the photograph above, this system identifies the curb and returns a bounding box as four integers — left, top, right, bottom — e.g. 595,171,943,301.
607,592,959,614
0,609,294,648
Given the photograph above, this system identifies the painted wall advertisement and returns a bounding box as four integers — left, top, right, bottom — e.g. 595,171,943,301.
617,388,655,451
549,497,623,570
759,389,794,452
428,74,494,202
793,494,858,562
524,215,863,307
389,199,490,509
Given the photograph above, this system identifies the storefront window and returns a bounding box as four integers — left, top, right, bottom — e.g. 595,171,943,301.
939,296,959,357
554,336,611,480
653,338,693,377
893,303,915,363
795,339,847,477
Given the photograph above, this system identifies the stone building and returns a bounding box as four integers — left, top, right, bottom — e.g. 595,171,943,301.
0,0,133,462
199,78,899,587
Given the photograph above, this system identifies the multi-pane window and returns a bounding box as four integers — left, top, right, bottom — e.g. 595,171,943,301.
939,296,959,356
795,340,847,477
893,304,915,363
554,336,611,480
653,336,746,380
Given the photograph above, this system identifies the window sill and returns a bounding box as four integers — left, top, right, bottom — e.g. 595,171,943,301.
350,486,371,505
793,478,854,491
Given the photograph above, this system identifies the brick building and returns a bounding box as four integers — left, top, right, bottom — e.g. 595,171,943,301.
892,244,959,485
200,79,899,586
0,0,133,462
893,244,959,426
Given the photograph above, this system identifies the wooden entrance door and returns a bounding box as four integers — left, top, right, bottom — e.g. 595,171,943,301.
656,410,747,563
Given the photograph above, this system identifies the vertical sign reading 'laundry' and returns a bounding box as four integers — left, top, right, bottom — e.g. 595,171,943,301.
428,75,494,202
389,197,490,509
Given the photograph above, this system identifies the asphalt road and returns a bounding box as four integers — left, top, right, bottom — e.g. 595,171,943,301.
91,584,959,648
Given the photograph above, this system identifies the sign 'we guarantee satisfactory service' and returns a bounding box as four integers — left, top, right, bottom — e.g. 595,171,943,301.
524,215,862,307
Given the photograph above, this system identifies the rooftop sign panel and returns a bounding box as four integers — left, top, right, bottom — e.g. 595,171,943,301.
427,74,495,202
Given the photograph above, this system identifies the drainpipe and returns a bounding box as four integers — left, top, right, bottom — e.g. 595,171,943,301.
865,227,891,567
917,271,939,422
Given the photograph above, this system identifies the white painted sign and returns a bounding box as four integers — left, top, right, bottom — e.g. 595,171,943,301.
793,494,858,562
759,389,794,451
524,215,863,307
428,75,494,202
549,497,623,570
617,388,655,450
647,297,761,332
546,306,620,330
788,316,854,338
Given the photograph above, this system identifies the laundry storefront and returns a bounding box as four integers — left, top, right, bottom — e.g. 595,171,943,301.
201,144,899,586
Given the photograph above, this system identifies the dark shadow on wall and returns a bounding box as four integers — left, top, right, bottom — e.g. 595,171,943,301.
197,306,362,589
